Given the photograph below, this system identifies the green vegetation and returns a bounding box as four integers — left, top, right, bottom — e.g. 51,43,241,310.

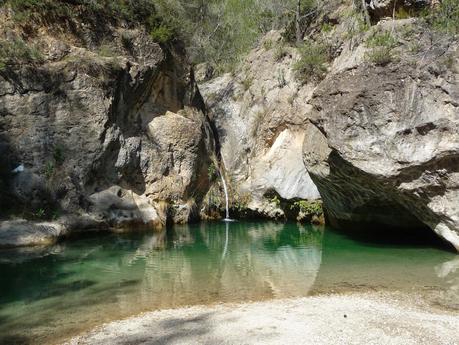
270,195,281,207
408,41,422,54
44,162,55,180
293,39,328,83
208,162,217,180
291,200,323,217
53,145,65,166
0,0,321,74
429,0,459,34
2,0,454,78
157,0,321,73
52,210,61,220
367,31,398,48
2,0,157,25
149,25,174,44
1,0,175,49
33,208,46,219
281,0,318,43
0,0,170,67
343,7,370,40
321,22,333,33
395,7,411,19
31,206,60,220
365,31,398,65
0,38,43,70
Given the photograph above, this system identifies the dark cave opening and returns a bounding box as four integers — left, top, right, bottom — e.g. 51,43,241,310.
326,215,456,252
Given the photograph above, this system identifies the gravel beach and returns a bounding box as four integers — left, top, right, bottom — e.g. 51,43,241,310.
66,292,459,345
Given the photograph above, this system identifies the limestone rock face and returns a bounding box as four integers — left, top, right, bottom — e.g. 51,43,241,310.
0,27,214,243
303,34,459,250
145,109,213,204
199,31,320,218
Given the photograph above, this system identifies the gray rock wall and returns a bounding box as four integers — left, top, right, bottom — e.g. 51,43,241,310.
201,8,459,250
0,28,215,242
302,20,459,250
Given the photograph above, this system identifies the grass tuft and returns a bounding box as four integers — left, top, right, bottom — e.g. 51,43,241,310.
293,39,328,83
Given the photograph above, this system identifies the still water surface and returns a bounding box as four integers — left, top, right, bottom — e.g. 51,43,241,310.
0,221,457,344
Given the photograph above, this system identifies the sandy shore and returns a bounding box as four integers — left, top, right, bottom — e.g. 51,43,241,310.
65,292,459,345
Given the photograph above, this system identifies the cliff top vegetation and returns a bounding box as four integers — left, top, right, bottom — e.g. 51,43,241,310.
0,0,457,74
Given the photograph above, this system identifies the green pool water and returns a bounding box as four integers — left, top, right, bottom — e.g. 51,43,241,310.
0,221,457,345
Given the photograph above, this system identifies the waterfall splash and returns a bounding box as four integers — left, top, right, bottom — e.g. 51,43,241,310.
219,169,233,222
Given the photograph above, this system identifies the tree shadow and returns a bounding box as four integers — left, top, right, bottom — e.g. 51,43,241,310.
0,132,20,218
149,313,214,345
94,312,216,345
0,335,31,345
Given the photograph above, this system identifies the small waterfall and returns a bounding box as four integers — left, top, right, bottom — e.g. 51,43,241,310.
219,170,231,220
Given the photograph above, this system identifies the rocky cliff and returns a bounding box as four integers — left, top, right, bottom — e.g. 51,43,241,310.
199,31,321,221
1,0,458,251
303,21,459,250
0,4,215,246
200,0,459,250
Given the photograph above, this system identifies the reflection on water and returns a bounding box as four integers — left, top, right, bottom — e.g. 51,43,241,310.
435,257,459,309
0,221,457,345
0,222,322,345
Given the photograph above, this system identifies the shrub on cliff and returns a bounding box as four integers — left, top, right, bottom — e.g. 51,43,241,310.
365,31,398,66
149,25,174,44
0,38,43,70
291,200,323,217
430,0,459,34
293,39,328,83
3,0,156,24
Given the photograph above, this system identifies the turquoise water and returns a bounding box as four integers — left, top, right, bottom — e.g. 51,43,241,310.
0,221,457,345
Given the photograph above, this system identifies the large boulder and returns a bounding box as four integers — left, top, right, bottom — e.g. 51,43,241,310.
145,109,214,204
303,28,459,250
0,220,65,248
89,186,163,230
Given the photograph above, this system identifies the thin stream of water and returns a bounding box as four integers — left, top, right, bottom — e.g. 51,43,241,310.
219,170,230,220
